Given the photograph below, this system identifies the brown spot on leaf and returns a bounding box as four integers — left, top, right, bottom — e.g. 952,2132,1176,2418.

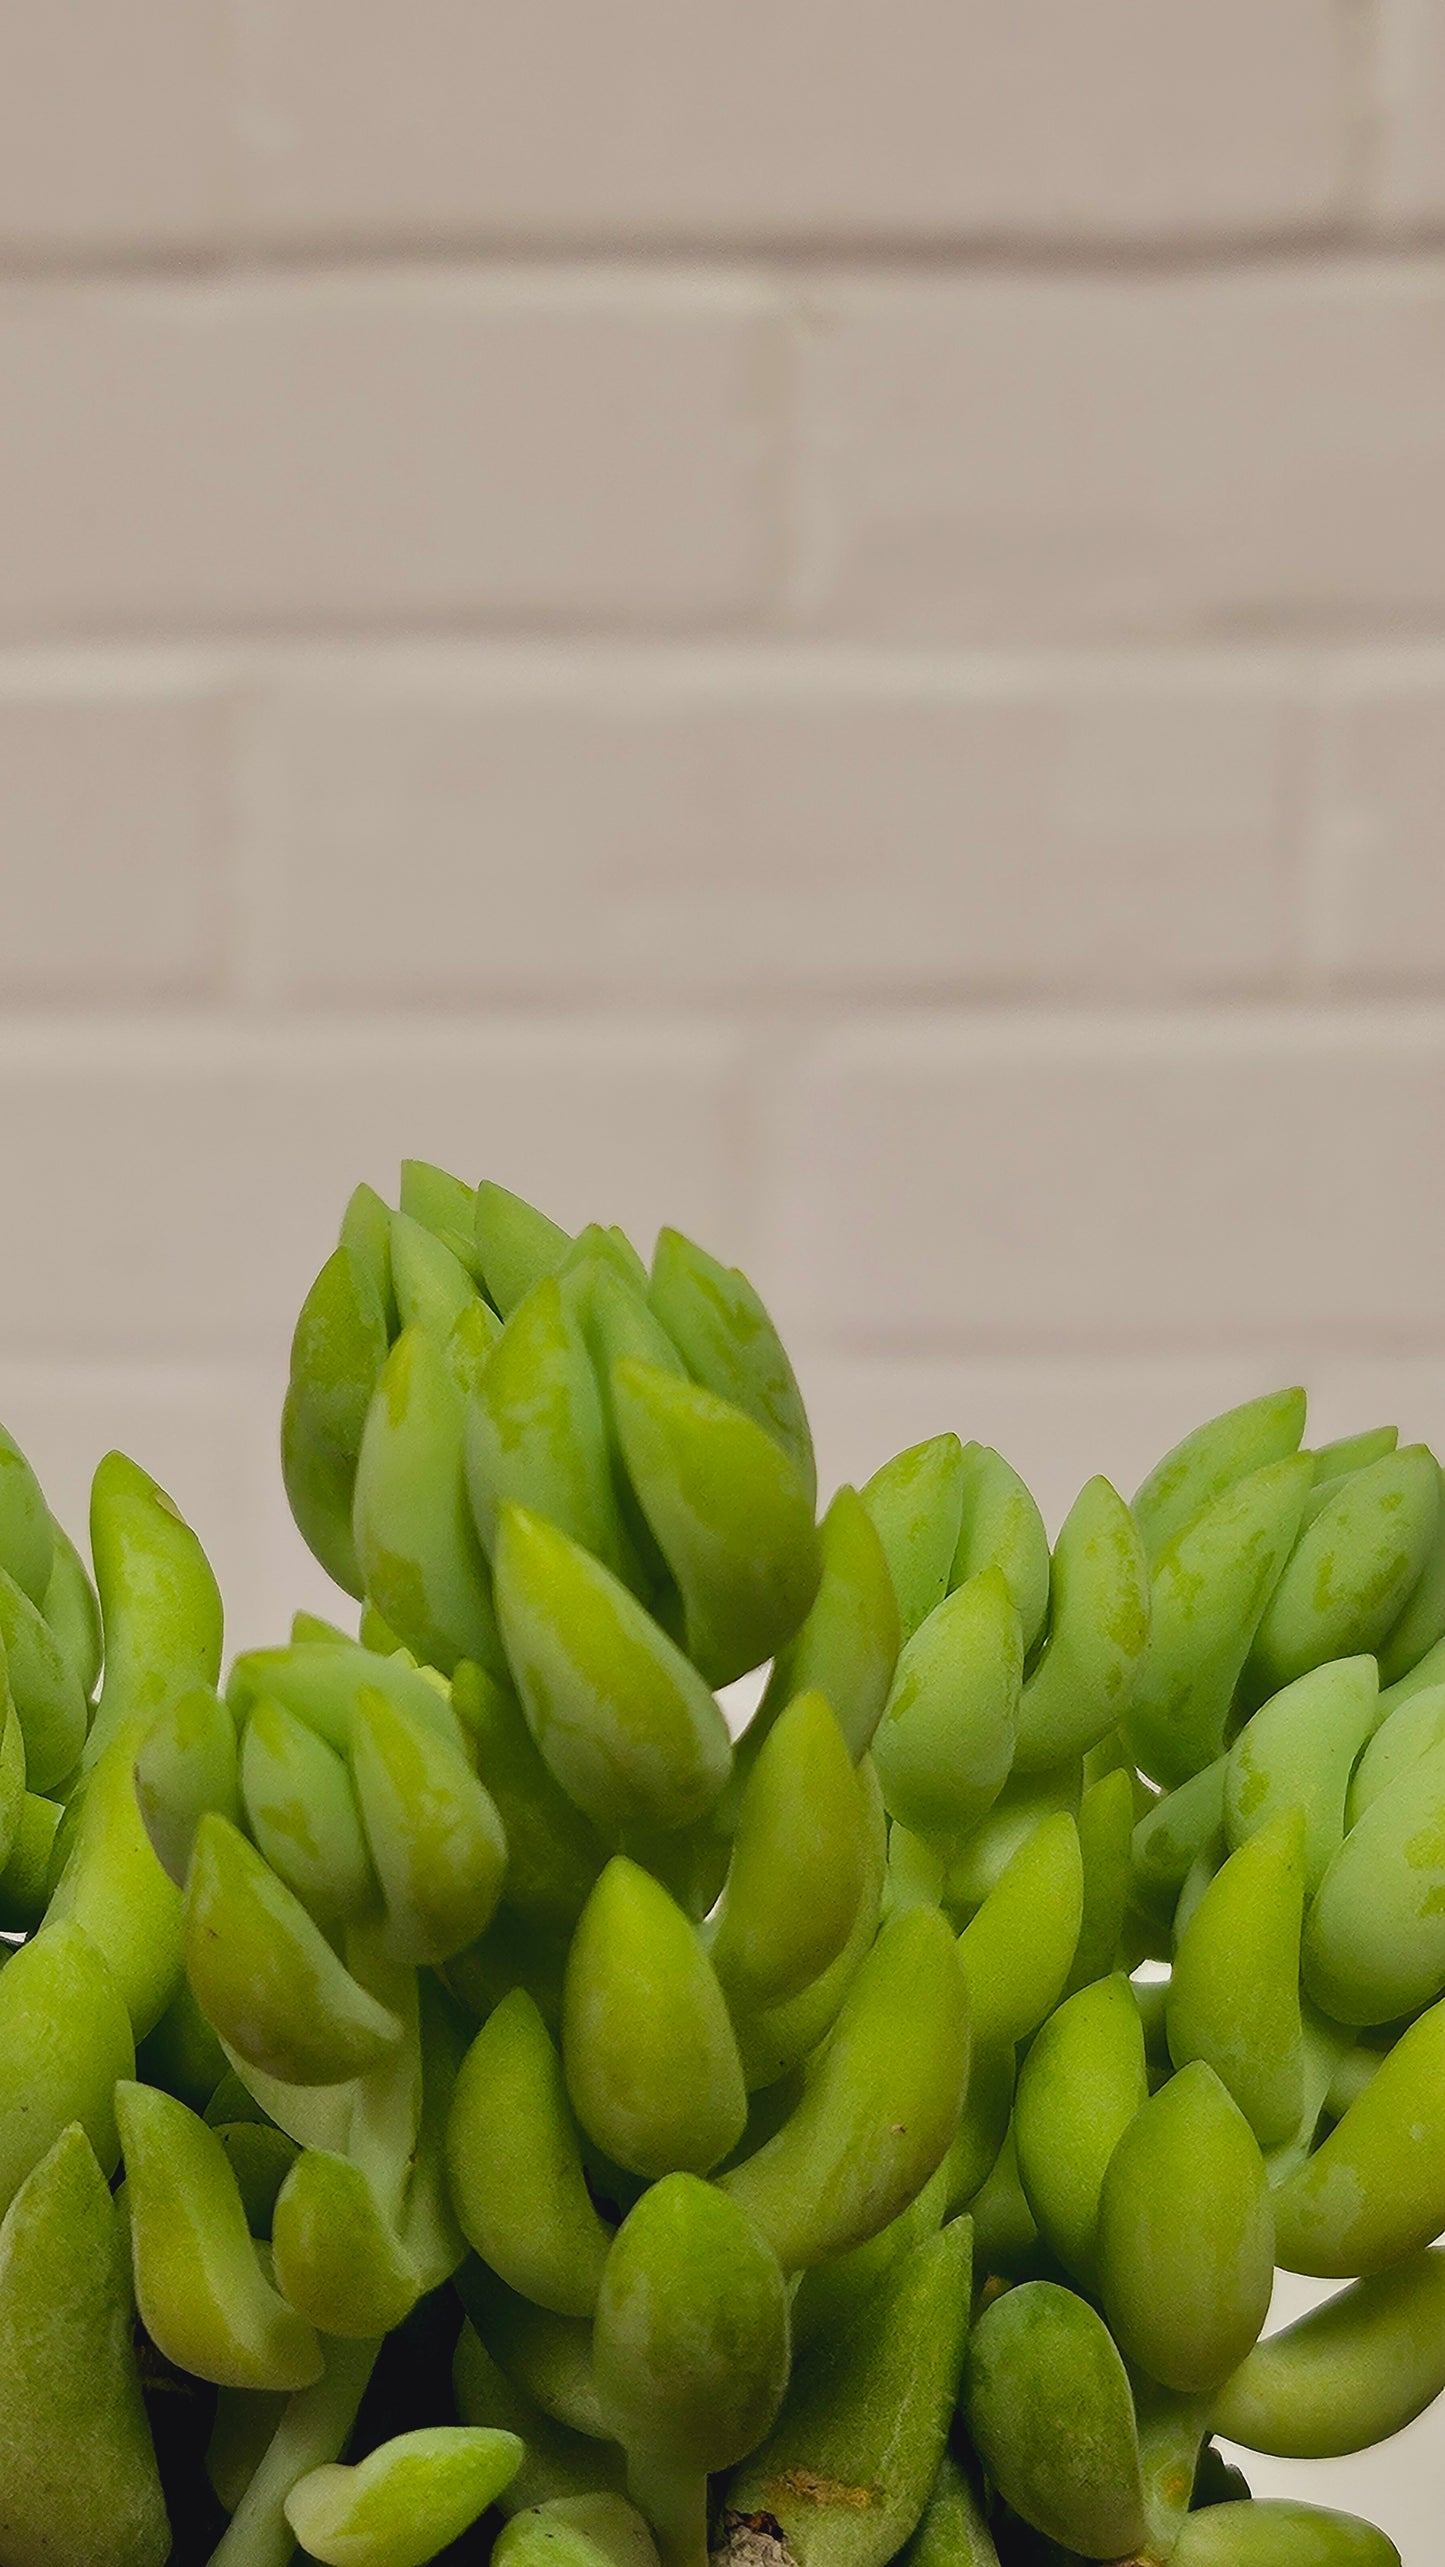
766,2471,880,2511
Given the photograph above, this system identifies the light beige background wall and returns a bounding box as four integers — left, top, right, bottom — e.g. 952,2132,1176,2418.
0,9,1443,2538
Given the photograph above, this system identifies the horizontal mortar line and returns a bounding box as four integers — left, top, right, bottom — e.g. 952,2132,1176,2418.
0,607,804,656
806,1322,1445,1364
0,970,1418,1020
6,613,1445,660
191,986,1428,1027
0,1352,277,1387
766,1007,1445,1057
0,1008,762,1062
10,636,1445,693
3,224,1445,292
4,1002,1445,1061
793,1338,1445,1368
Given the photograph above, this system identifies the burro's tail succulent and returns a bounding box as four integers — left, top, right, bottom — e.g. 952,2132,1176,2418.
0,1165,1439,2566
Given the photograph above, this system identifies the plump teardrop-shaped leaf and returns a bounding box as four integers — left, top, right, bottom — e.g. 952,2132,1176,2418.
351,1683,506,1964
0,1562,87,1793
757,1484,900,1763
185,1812,402,2085
1133,1386,1308,1565
1348,1680,1445,1826
728,2217,972,2567
46,1734,185,2039
340,1177,397,1313
1312,1426,1400,1482
1305,1734,1445,2026
873,1569,1021,1840
956,1811,1083,2050
135,1682,242,1887
240,1695,375,1926
1377,1460,1445,1684
0,1421,53,1608
353,1325,504,1678
283,1242,390,1598
0,2126,168,2567
612,1360,820,1686
496,2496,659,2567
732,1759,888,2094
117,2080,322,2391
719,1905,969,2270
595,2174,790,2473
564,1257,686,1588
963,2280,1148,2560
272,2149,421,2338
447,1986,613,2316
1014,1478,1149,1775
1014,1973,1148,2287
390,1207,478,1342
708,1690,867,2014
466,1275,628,1575
398,1157,483,1279
1213,2249,1445,2459
1125,1456,1312,1790
286,2426,523,2567
494,1507,731,1837
1171,2501,1399,2564
1245,1446,1441,1702
0,1920,133,2219
1168,1809,1307,2144
1225,1656,1380,1893
649,1227,814,1507
87,1449,224,1770
41,1519,102,1702
475,1182,573,1319
860,1435,966,1645
1272,1993,1445,2276
950,1443,1050,1654
564,1857,746,2178
1096,2062,1274,2393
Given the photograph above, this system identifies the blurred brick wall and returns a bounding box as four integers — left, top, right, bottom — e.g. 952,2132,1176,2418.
3,0,1445,1667
3,9,1445,2534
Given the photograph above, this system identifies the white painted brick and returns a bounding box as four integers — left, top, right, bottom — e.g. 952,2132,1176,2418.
0,2,228,251
0,275,778,637
772,1013,1445,1349
0,1022,748,1360
0,1361,276,1657
0,674,229,1000
254,651,1297,1003
1314,685,1445,986
791,266,1445,642
236,0,1348,246
1376,1,1445,227
796,1349,1445,1533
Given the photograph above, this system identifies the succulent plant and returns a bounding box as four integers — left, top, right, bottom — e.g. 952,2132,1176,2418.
0,1164,1441,2566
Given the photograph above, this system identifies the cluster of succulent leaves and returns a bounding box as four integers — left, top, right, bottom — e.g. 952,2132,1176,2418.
2,1165,1445,2567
